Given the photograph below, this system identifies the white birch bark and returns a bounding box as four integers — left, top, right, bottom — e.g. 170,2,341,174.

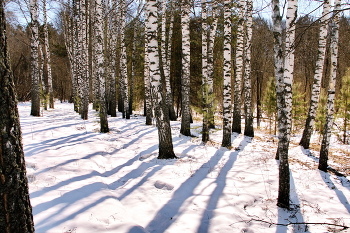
319,0,341,172
120,0,130,119
284,0,298,136
232,0,245,133
202,0,209,142
221,0,232,147
43,0,54,109
146,0,176,159
29,0,40,116
80,0,89,120
243,0,254,137
180,0,191,136
272,0,290,209
95,0,109,132
300,0,330,149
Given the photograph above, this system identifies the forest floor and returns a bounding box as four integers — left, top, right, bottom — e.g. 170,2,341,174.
20,101,350,233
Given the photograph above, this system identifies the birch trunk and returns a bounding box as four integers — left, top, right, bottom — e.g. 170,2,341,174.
202,0,209,143
146,0,176,159
207,1,218,129
232,0,245,133
30,0,40,116
0,0,35,229
43,0,54,109
120,0,130,119
300,1,330,149
80,0,89,120
319,0,341,172
144,38,153,125
95,0,109,133
180,0,191,136
221,0,232,147
162,0,177,121
272,0,290,209
243,0,254,137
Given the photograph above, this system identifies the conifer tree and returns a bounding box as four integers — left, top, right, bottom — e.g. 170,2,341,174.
336,69,350,144
262,77,277,134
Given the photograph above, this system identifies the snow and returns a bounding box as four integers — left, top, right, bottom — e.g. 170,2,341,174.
19,102,350,233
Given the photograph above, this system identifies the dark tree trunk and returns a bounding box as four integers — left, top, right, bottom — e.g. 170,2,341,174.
0,1,35,230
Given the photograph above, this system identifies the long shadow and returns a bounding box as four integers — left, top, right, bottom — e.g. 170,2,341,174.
289,172,307,232
31,144,159,199
141,136,250,233
34,156,160,228
22,122,81,136
319,170,350,213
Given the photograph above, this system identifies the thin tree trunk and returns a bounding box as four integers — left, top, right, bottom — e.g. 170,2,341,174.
180,0,191,136
300,1,330,149
201,0,209,143
272,0,290,210
232,0,245,133
43,0,54,109
30,0,40,116
243,0,254,137
146,0,176,159
221,0,232,148
319,0,341,172
0,0,35,229
94,0,109,133
144,29,153,125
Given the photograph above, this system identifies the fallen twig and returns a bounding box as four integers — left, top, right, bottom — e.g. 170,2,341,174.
248,218,349,231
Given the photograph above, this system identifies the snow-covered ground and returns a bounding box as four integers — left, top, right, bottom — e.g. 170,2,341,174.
19,102,350,233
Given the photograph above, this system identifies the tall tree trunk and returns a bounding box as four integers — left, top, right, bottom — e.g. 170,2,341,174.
243,0,254,137
201,0,209,143
144,38,153,125
232,0,245,133
221,0,232,148
146,0,176,159
272,0,291,210
300,1,330,149
207,1,218,129
162,0,177,121
319,0,341,172
43,0,54,109
94,0,109,133
30,0,40,116
0,0,35,230
180,0,191,136
120,0,130,119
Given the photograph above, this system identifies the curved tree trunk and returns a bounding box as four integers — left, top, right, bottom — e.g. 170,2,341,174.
146,0,176,159
300,1,330,149
0,0,35,230
319,0,341,172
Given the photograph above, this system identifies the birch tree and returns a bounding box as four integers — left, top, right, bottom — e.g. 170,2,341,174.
119,0,130,119
94,0,109,132
180,0,191,136
202,0,209,142
232,0,245,133
0,0,35,229
43,0,54,108
29,0,40,116
145,0,176,159
243,0,254,137
319,0,341,172
221,0,232,147
272,0,295,209
144,1,153,125
300,0,330,149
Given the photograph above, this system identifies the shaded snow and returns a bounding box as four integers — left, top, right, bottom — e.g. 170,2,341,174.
19,102,350,233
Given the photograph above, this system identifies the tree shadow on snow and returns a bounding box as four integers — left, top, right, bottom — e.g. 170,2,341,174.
140,135,249,233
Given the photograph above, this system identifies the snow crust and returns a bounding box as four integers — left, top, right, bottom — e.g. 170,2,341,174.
19,102,350,233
